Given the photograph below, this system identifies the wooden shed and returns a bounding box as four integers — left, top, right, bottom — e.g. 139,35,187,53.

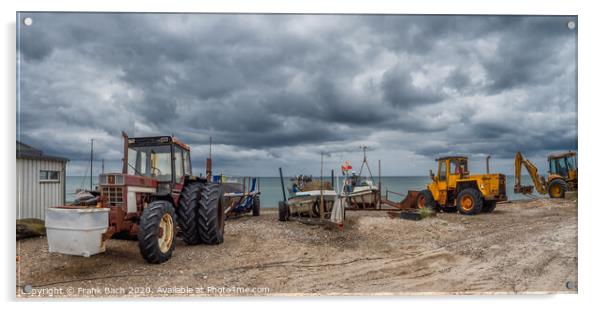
16,141,68,220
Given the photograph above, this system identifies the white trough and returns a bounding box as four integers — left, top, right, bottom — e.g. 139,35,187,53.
45,207,110,257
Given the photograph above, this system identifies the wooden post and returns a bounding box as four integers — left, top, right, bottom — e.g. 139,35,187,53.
279,167,287,201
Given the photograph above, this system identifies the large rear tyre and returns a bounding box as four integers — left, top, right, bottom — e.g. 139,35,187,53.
456,188,483,215
482,201,497,213
177,182,203,245
416,189,436,210
252,196,261,216
278,201,289,221
138,200,176,264
197,183,225,245
548,179,568,198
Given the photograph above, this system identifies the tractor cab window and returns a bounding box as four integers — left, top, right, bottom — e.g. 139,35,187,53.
438,161,447,181
183,150,191,175
128,145,173,182
550,158,568,177
128,148,148,176
450,159,468,175
566,156,577,171
174,146,184,181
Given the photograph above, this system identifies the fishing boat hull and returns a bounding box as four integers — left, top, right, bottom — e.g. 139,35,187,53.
287,190,337,218
342,187,380,209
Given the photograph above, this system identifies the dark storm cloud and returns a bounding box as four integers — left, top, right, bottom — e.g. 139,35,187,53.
16,13,577,175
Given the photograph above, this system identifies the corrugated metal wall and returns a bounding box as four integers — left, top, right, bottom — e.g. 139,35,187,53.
16,158,66,220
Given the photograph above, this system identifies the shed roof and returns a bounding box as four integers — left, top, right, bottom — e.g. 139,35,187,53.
17,141,69,162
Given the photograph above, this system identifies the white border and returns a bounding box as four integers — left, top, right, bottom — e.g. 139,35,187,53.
3,1,600,309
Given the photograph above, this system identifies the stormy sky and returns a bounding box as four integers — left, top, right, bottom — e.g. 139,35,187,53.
16,13,577,177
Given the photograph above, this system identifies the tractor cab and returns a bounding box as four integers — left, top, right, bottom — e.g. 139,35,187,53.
431,156,469,185
548,151,577,180
124,135,193,195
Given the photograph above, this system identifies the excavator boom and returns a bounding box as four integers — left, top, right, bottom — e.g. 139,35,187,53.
514,152,547,195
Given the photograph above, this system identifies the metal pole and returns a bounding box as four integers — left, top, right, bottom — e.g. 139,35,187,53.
90,139,94,190
279,167,287,201
331,169,334,188
486,155,491,174
378,159,381,208
101,158,105,174
320,153,324,219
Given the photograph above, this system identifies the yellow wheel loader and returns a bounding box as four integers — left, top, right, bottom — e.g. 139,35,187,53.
416,156,507,215
514,151,577,198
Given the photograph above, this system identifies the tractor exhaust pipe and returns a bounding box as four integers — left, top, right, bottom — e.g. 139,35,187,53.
486,155,491,174
206,136,212,179
122,131,129,174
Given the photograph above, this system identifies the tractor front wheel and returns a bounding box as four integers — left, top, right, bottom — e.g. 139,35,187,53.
177,182,203,245
252,196,261,216
456,188,483,215
548,179,568,198
416,189,436,210
138,200,176,264
197,183,225,245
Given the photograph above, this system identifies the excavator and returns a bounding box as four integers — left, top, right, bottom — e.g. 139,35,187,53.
514,151,577,198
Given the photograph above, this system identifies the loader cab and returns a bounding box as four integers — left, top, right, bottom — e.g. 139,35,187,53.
125,136,192,194
548,152,577,180
435,156,468,184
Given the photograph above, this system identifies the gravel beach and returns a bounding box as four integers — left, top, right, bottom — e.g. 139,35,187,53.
16,198,577,297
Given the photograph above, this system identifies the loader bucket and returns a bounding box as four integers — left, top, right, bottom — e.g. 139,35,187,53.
397,190,420,210
514,185,534,194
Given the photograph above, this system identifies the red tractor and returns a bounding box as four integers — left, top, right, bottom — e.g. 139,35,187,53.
97,132,225,263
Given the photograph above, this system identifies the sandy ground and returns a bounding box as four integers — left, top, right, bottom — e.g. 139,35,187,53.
16,198,577,297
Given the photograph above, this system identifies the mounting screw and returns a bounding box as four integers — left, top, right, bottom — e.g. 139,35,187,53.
565,281,576,289
23,17,33,26
567,21,576,30
22,284,32,293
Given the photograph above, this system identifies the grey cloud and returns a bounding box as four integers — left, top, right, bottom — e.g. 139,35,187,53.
16,13,577,176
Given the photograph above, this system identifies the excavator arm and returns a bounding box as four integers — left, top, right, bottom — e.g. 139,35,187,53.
514,152,547,195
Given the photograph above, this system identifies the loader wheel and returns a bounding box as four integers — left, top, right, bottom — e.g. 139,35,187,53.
548,179,568,198
197,183,225,245
278,201,289,221
416,190,436,210
482,201,497,213
138,200,176,264
177,182,203,245
456,188,483,215
252,196,261,216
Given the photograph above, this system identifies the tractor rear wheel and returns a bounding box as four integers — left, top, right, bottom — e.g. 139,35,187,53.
456,188,483,215
252,196,261,216
177,182,203,245
416,190,436,210
548,179,568,198
278,201,289,221
138,200,176,264
197,183,225,245
482,201,497,213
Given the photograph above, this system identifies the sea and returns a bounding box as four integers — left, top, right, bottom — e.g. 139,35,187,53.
66,175,541,206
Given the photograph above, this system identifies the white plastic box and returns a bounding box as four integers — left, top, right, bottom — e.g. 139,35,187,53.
45,207,110,257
